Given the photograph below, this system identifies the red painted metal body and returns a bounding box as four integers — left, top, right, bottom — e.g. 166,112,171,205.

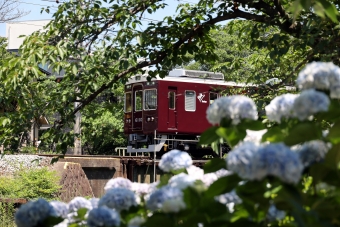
123,69,245,156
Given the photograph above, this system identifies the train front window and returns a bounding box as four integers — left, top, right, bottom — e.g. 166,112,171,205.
145,89,157,110
125,92,132,112
185,90,196,111
209,92,219,104
135,90,143,111
168,91,175,109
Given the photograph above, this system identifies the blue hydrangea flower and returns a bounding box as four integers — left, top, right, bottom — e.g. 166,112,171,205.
254,143,303,184
89,198,99,209
297,62,340,94
15,198,54,227
99,188,137,212
267,204,286,222
294,140,330,167
49,201,69,219
206,96,258,125
87,207,120,227
159,149,193,172
215,190,242,205
146,186,186,213
226,142,260,180
68,196,93,213
293,89,330,120
265,94,298,123
104,177,133,191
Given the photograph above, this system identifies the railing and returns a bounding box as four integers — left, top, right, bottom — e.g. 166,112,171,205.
114,147,150,157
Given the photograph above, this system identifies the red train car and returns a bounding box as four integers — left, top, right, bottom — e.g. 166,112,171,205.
124,69,246,157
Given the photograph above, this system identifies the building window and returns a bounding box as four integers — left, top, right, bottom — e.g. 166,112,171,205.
145,89,157,110
209,92,219,104
185,90,196,111
135,90,143,111
125,92,132,112
168,91,175,109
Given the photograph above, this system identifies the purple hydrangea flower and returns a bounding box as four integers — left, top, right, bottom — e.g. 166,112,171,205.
99,188,137,212
267,204,286,221
159,149,192,172
87,207,120,227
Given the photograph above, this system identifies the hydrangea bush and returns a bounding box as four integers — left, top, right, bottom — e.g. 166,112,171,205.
15,62,340,226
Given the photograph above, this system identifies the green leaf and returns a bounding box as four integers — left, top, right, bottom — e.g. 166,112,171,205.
144,213,174,227
199,126,219,145
262,126,286,143
205,174,241,198
72,65,78,75
284,122,322,146
216,127,246,147
316,0,339,23
326,119,340,144
204,158,227,174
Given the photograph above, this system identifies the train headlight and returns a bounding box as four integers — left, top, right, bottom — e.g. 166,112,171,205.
151,117,154,121
146,117,151,122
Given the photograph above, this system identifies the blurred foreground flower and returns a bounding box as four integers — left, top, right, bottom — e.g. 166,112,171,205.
159,149,192,172
206,95,258,125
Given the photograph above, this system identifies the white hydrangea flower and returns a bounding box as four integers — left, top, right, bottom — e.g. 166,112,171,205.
99,188,138,212
297,62,340,92
201,172,218,187
293,89,330,120
104,177,133,191
87,207,120,227
159,149,193,172
131,182,156,196
254,143,303,184
15,198,54,227
168,173,196,190
206,96,258,125
68,197,93,213
186,165,204,178
228,95,258,124
215,190,242,212
294,140,330,167
243,129,268,144
146,186,186,213
226,141,261,180
265,94,298,123
49,201,69,219
128,216,146,227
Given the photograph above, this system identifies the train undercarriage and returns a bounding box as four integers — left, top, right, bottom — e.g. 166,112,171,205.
127,133,230,158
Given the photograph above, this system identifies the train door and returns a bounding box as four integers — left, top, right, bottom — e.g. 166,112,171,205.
132,84,143,131
168,87,177,129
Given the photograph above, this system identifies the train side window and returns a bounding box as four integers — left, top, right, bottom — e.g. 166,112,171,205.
209,92,219,104
125,92,132,112
185,90,196,111
168,91,175,109
135,90,143,111
145,89,157,110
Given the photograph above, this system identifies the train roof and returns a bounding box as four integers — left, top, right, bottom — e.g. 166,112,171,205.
126,69,255,87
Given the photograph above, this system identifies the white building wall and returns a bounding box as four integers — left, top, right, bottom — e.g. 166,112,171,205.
6,20,50,50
